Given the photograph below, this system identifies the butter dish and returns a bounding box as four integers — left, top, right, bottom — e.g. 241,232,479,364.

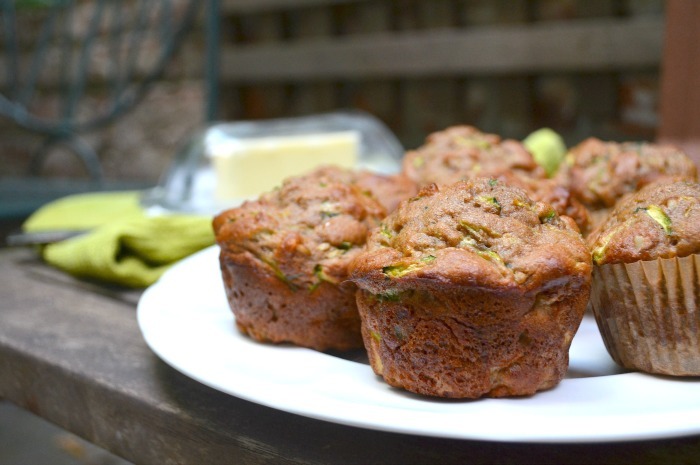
142,110,404,214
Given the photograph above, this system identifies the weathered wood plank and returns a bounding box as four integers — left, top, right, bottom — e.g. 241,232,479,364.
219,17,663,82
3,244,700,464
658,0,700,166
221,0,372,15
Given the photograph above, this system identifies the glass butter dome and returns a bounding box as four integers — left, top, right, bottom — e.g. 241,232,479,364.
142,110,404,214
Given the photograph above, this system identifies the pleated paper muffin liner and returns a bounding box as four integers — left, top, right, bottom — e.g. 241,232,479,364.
590,254,700,376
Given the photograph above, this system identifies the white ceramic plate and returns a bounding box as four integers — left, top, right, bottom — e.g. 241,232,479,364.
137,245,700,443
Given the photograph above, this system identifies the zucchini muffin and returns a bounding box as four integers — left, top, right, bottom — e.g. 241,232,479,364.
348,178,592,398
402,125,547,187
556,138,697,228
587,181,700,375
213,166,386,351
401,125,589,233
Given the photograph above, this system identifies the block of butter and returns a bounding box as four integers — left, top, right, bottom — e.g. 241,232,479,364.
140,111,404,214
210,131,359,201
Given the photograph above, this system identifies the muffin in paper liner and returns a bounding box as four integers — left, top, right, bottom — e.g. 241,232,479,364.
590,254,700,376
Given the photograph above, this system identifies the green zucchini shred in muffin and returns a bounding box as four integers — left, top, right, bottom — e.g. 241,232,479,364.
587,181,700,266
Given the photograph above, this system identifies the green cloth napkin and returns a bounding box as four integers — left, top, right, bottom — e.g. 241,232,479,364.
23,191,215,288
23,190,145,232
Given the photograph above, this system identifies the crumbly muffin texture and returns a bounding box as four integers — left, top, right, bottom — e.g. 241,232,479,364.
557,138,697,211
587,181,700,266
309,165,418,213
493,171,591,234
400,125,590,233
349,178,592,398
213,166,386,351
402,125,546,188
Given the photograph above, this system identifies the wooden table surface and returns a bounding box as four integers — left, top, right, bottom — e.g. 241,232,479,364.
2,247,700,465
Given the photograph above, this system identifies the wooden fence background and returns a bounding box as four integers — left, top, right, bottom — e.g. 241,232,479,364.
0,0,665,183
219,0,664,150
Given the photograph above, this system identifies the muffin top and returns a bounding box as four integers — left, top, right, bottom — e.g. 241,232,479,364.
493,171,590,234
402,125,546,187
349,178,591,295
557,138,697,210
308,165,418,213
213,166,386,290
587,181,700,265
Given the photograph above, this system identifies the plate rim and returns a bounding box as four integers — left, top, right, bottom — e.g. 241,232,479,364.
137,245,700,444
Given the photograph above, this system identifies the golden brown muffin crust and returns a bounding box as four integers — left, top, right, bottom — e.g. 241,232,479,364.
348,178,592,398
214,166,386,289
351,179,589,294
402,126,547,188
306,165,418,214
400,125,589,232
558,138,697,210
214,166,387,351
493,171,591,234
587,181,700,265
